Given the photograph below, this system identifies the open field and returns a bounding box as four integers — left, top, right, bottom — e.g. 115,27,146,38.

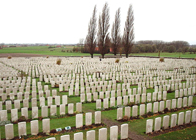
0,46,196,58
0,56,196,140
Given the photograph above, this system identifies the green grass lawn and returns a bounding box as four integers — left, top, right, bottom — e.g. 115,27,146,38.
0,46,196,58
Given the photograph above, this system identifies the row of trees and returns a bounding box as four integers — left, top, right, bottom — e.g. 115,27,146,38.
85,3,134,58
131,40,190,53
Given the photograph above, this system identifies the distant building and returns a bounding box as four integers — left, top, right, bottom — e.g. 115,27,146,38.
56,45,61,48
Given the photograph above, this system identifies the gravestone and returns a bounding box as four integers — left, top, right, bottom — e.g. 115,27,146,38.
40,97,45,107
121,124,128,139
86,130,95,140
68,103,74,115
62,95,67,105
123,96,128,105
42,118,50,133
74,132,83,140
47,97,53,106
132,105,138,117
5,124,14,139
183,97,187,107
32,107,38,119
95,111,101,124
103,98,108,109
87,93,92,102
140,104,145,116
6,100,12,110
178,112,184,125
21,107,28,120
163,115,169,129
153,102,158,113
99,128,107,140
188,96,193,106
147,103,152,113
96,99,101,109
60,104,66,115
1,110,7,121
60,135,70,140
125,106,131,118
31,120,38,135
86,112,92,126
117,108,123,120
171,99,176,109
185,110,191,124
76,102,82,113
159,101,164,112
192,109,196,122
110,97,115,107
110,126,118,140
166,100,171,110
50,105,57,116
11,108,18,122
117,96,122,106
42,106,48,118
76,114,83,128
154,117,161,131
18,122,27,137
80,93,85,103
146,119,153,134
177,98,182,109
23,99,29,108
170,114,177,128
32,98,37,107
55,96,60,106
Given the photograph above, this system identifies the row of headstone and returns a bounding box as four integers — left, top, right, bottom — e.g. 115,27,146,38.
146,109,196,134
46,123,128,140
95,93,171,110
76,111,101,128
5,118,50,139
1,57,195,75
83,91,167,105
175,87,196,98
116,96,193,120
0,80,50,94
0,102,82,121
0,88,58,100
0,95,68,110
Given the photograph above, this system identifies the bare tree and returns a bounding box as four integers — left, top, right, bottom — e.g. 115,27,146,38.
111,8,121,56
98,2,110,58
85,5,97,58
171,41,189,53
153,40,164,57
122,5,134,58
79,38,84,46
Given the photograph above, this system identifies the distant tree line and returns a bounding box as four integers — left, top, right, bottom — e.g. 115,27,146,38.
131,40,193,54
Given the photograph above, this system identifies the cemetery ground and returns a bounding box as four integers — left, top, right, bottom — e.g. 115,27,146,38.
0,45,196,58
0,57,196,140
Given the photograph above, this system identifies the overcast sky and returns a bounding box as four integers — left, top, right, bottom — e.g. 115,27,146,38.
0,0,196,44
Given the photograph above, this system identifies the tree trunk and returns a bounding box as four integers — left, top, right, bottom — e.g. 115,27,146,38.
102,54,104,58
91,54,93,58
126,53,128,58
